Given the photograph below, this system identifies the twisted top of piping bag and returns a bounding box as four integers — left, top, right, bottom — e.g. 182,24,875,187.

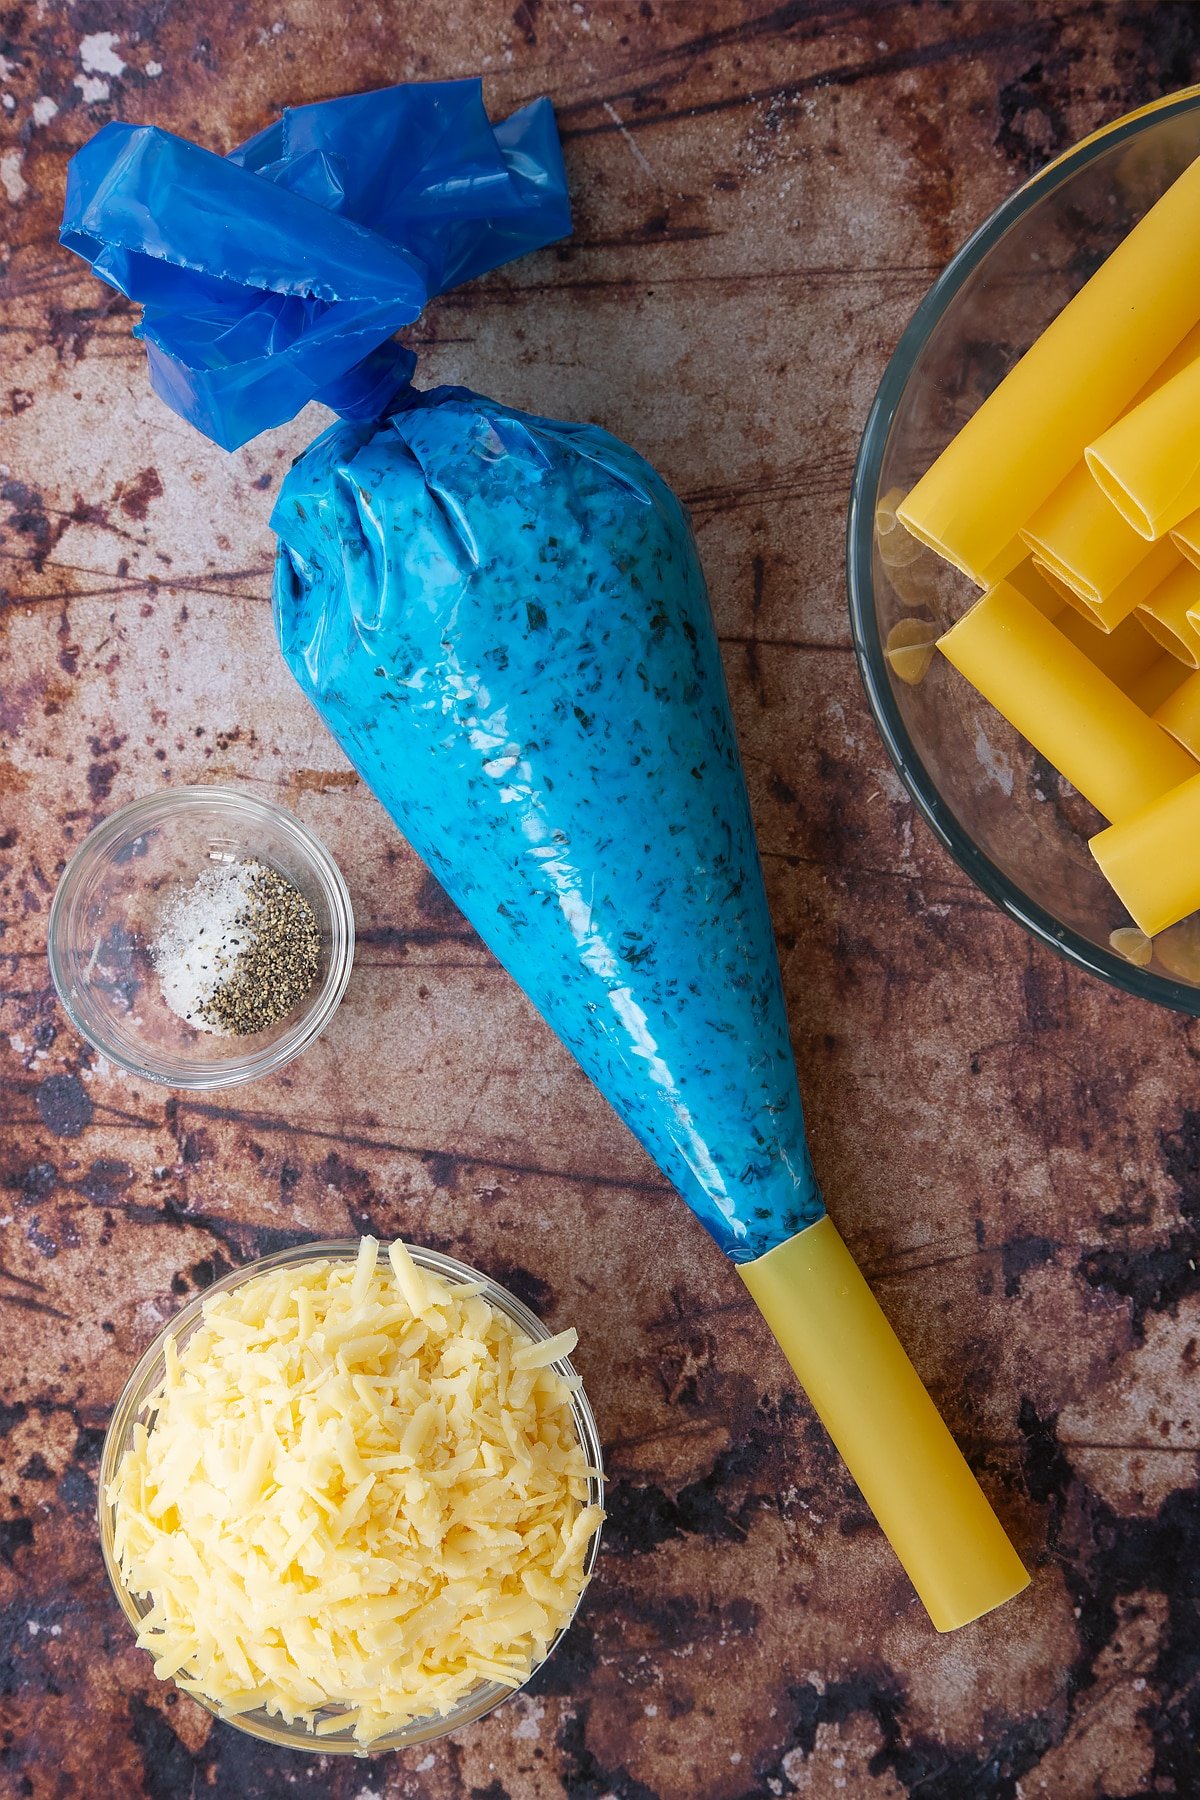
60,80,571,451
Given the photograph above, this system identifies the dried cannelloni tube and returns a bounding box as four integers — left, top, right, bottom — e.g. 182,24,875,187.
898,153,1200,585
1086,355,1200,541
937,578,1197,822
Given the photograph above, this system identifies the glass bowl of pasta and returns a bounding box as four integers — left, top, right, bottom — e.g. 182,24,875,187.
849,88,1200,1012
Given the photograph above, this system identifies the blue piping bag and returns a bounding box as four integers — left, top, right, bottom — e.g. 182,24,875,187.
62,83,1027,1629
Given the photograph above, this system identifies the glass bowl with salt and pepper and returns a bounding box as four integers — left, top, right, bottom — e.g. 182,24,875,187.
48,786,354,1089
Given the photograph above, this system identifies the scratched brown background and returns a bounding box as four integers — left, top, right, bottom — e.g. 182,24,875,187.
3,3,1200,1797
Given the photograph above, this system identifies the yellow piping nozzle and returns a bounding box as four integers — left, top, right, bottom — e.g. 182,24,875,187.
738,1216,1029,1631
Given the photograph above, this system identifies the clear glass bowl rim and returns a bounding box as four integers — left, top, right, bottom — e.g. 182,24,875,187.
847,86,1200,1017
98,1238,606,1756
47,785,355,1087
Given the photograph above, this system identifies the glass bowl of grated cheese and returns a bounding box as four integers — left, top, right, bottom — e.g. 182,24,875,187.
48,785,354,1088
98,1238,605,1754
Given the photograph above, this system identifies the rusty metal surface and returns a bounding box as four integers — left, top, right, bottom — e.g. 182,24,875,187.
3,3,1200,1796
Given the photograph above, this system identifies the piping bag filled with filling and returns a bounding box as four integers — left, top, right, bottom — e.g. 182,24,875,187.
63,81,1027,1631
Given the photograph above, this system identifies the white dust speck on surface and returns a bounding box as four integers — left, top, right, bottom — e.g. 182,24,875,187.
512,1698,544,1740
152,860,260,1033
79,32,126,76
415,1754,436,1772
879,766,909,807
31,96,57,125
73,74,110,103
135,1297,169,1333
2,96,14,113
0,150,28,203
145,60,162,77
601,100,653,175
826,695,866,754
973,725,1015,796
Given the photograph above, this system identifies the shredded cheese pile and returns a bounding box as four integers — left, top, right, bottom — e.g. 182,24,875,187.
108,1237,603,1745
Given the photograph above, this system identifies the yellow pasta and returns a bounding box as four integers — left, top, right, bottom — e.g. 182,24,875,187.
1032,537,1180,632
876,484,925,568
1134,559,1200,667
1021,321,1200,603
898,153,1200,585
1053,601,1164,692
1110,926,1154,967
937,578,1197,822
874,486,906,538
1086,355,1200,540
1014,558,1073,616
1022,463,1159,608
1131,653,1191,715
884,617,938,685
1172,505,1200,570
1091,771,1200,935
1008,558,1164,692
1154,670,1200,754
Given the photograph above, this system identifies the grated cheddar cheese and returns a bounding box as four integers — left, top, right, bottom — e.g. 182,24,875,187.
108,1238,603,1746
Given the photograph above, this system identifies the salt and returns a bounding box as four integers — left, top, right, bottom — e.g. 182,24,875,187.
152,861,259,1034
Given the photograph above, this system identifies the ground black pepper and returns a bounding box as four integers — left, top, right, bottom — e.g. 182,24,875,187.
201,867,320,1036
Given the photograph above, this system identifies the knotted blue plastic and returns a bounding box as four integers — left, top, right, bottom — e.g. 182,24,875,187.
60,81,570,450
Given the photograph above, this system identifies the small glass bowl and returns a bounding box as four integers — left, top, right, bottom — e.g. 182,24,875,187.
47,787,354,1087
98,1241,605,1755
848,88,1200,1013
